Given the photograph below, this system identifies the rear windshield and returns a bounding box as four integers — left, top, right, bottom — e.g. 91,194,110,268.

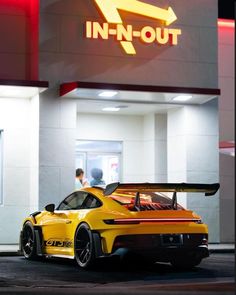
109,191,184,211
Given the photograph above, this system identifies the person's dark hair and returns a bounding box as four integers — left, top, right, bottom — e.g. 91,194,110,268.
76,168,84,177
91,168,103,180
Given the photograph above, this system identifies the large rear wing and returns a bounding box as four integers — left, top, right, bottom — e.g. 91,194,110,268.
104,182,220,197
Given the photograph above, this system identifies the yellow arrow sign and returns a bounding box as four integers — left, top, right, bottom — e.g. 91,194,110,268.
94,0,177,26
93,0,178,54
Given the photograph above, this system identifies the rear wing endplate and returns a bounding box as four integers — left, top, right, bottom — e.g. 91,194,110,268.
104,182,220,197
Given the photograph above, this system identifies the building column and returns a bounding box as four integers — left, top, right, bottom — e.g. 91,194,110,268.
167,99,219,242
154,114,167,182
38,85,77,209
29,94,39,212
142,114,167,183
142,114,155,182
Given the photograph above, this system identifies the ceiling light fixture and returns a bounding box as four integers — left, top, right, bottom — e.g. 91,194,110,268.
172,95,193,102
102,107,120,112
99,91,118,97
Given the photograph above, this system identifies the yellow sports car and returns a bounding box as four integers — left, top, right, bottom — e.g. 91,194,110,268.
20,182,219,269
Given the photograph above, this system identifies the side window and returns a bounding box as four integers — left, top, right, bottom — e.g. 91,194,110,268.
82,194,102,209
57,192,88,210
57,191,102,210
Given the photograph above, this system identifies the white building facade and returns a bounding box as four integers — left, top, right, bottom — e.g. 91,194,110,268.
0,0,234,244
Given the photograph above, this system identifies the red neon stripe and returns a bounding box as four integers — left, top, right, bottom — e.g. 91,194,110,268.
28,0,39,80
219,141,235,149
218,18,235,28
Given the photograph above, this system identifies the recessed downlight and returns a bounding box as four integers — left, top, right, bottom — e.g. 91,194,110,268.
102,107,120,112
172,95,193,102
99,91,118,98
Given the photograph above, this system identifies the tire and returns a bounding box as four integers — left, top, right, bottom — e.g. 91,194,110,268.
74,223,95,269
21,221,37,260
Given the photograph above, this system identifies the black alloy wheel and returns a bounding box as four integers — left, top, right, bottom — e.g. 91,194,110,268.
22,221,37,259
74,223,95,268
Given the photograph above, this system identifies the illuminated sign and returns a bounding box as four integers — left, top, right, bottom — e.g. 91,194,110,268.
85,0,182,54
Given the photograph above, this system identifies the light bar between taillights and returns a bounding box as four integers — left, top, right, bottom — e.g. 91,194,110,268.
103,218,202,225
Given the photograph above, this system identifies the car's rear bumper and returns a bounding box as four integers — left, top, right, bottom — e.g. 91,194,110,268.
93,232,209,262
115,245,209,262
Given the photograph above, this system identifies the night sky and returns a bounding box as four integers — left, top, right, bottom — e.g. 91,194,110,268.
218,0,235,19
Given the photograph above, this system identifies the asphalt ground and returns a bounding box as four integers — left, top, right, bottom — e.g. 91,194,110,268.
0,253,235,295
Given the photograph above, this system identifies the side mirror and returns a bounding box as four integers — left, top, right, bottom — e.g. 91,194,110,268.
45,203,55,213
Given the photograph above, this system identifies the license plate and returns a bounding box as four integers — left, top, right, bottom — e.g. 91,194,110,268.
161,234,183,246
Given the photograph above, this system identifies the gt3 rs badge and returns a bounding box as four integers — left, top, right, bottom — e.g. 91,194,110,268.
45,239,72,248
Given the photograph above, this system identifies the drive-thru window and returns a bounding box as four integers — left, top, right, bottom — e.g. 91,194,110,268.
76,140,122,185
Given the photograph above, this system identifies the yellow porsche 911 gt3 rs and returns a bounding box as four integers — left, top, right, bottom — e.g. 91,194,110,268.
19,182,219,269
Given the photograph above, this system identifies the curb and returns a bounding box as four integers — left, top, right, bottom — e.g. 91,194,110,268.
0,252,21,257
0,250,234,257
209,249,235,254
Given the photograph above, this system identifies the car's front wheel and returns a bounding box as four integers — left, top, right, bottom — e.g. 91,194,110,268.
21,221,37,259
74,223,95,269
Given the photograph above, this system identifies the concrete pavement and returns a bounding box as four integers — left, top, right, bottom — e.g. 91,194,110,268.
0,243,234,256
0,254,234,295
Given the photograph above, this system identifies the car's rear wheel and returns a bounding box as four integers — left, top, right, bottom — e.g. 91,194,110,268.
74,223,95,269
21,221,37,259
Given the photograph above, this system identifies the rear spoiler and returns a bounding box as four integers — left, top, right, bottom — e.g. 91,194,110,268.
104,182,220,197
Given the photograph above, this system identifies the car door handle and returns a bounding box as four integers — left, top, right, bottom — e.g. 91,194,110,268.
65,220,72,224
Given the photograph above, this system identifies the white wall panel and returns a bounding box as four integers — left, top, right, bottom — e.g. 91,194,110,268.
38,90,77,210
0,15,26,53
219,77,235,111
185,102,219,136
0,97,37,243
168,101,219,242
77,114,143,141
3,168,30,207
0,206,30,244
219,44,235,77
219,110,235,141
218,24,235,242
39,166,60,209
3,129,30,168
0,2,37,80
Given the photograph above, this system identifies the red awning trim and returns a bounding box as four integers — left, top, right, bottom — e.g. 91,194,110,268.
0,79,48,88
60,81,220,97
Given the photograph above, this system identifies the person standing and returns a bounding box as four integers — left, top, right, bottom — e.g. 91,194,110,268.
75,168,89,189
90,168,105,186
